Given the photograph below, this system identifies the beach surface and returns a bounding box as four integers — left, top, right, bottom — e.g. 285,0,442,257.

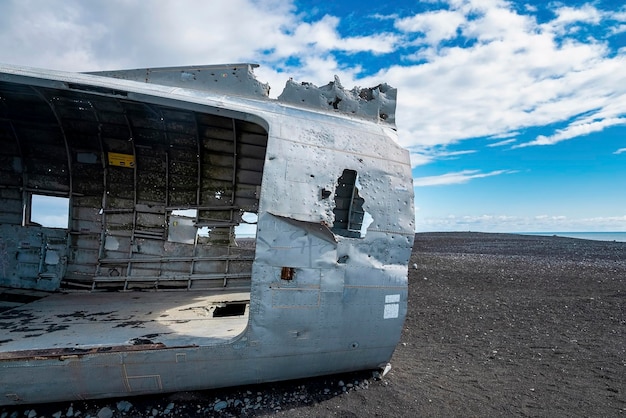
2,232,624,417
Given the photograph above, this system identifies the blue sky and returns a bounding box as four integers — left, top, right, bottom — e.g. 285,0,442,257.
1,0,624,232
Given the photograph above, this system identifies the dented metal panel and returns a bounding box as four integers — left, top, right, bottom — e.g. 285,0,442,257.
0,62,413,406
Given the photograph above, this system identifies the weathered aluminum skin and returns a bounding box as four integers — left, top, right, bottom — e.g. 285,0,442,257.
0,63,414,405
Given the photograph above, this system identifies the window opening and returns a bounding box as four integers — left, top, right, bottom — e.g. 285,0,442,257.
167,209,258,242
29,195,69,228
235,211,258,239
331,169,370,238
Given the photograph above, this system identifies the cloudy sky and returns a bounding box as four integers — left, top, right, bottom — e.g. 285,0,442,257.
1,0,624,232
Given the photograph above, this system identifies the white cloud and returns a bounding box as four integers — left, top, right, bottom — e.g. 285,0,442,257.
410,153,435,167
362,1,626,149
0,1,108,70
524,4,538,13
395,10,465,45
516,117,626,147
408,147,476,167
489,131,519,139
2,0,625,237
413,169,516,186
613,9,626,21
445,150,476,157
0,0,624,155
0,0,291,71
488,138,516,147
370,13,399,21
534,215,566,221
271,15,399,59
417,213,626,232
610,24,626,35
552,4,602,28
0,0,397,84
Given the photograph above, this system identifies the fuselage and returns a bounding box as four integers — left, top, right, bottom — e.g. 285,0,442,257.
0,63,414,405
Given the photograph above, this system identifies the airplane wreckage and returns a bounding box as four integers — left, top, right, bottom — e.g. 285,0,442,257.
0,63,414,405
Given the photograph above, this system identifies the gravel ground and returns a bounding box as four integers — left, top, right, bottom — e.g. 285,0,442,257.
2,232,625,417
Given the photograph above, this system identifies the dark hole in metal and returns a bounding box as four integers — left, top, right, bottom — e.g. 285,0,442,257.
331,169,365,238
281,267,295,281
213,303,247,317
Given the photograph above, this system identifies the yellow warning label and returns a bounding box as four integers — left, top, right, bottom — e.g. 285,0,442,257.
107,152,135,168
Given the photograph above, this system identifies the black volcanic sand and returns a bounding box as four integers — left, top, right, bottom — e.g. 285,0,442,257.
2,233,625,417
372,233,625,417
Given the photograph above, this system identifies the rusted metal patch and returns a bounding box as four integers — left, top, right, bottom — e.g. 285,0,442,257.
0,343,168,361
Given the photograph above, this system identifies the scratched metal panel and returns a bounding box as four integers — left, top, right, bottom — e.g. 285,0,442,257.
167,216,196,244
201,165,234,183
271,288,320,308
162,241,195,257
256,214,338,269
0,197,21,224
194,245,231,258
89,64,271,99
248,107,414,361
188,260,227,274
223,277,251,288
0,225,67,290
223,259,254,274
67,246,99,266
198,117,234,136
71,206,102,232
160,261,193,275
103,234,131,255
131,238,165,256
0,123,18,148
0,347,395,404
320,268,345,293
64,266,98,283
0,169,21,188
72,164,104,197
129,265,162,278
167,190,198,207
0,188,21,200
105,175,135,199
260,143,344,225
105,213,134,230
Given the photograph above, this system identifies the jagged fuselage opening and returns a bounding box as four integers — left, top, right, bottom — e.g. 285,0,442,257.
0,81,267,293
